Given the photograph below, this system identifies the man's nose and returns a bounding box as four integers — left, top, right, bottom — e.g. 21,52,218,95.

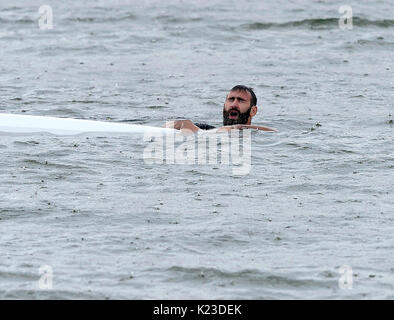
230,99,239,107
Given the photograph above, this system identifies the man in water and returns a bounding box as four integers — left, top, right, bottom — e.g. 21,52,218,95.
165,85,276,132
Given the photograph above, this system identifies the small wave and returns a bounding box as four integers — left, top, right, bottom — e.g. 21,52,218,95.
146,105,168,109
118,117,151,123
243,17,394,30
0,17,35,24
155,15,203,24
0,270,37,281
70,100,98,104
161,266,332,289
21,159,90,171
354,39,394,47
0,6,24,12
0,12,136,24
45,108,83,117
13,140,40,146
66,13,137,23
0,208,45,221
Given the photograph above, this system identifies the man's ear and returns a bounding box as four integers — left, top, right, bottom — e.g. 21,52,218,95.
250,105,258,117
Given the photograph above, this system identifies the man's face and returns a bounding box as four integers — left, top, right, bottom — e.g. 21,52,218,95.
223,90,253,126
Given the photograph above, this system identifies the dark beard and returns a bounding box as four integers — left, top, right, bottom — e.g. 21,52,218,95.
223,106,251,126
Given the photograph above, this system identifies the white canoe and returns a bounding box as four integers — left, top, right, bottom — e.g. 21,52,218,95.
0,113,174,135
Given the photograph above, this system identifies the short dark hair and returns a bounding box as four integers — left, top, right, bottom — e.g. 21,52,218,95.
230,85,257,108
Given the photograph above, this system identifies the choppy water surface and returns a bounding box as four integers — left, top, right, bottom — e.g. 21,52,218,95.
0,0,393,299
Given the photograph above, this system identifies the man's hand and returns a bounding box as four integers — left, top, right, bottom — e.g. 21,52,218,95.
217,124,277,132
164,120,200,133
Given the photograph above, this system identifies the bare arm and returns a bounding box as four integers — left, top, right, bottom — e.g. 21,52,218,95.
164,120,200,133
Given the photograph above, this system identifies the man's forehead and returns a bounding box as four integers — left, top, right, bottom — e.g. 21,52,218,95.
227,89,251,100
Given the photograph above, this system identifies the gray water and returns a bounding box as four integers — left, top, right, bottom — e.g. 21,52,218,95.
0,0,393,299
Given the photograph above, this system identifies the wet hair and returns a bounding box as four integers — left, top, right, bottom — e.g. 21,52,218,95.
230,85,257,108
